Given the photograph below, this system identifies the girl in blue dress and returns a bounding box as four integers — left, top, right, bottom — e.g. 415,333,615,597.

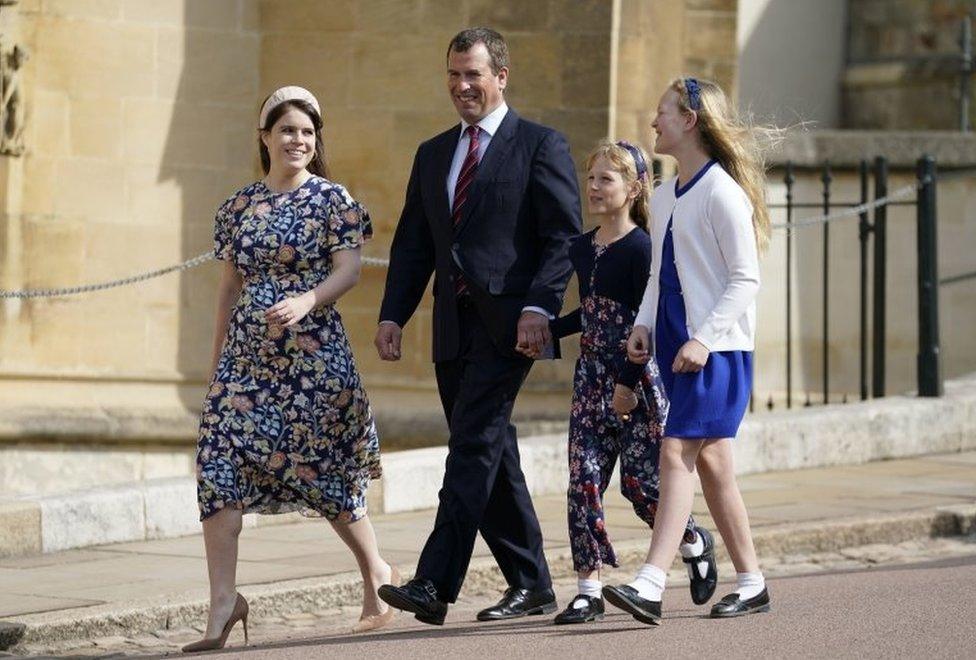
603,78,771,624
185,87,399,652
549,141,717,625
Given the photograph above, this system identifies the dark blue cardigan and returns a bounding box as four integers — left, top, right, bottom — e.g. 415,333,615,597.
551,227,651,389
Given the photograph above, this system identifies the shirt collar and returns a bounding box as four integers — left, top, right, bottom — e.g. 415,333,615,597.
460,102,509,139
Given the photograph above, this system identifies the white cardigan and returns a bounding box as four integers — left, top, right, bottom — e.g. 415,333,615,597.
634,162,760,352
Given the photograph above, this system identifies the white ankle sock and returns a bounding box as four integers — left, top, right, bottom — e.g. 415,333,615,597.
574,578,602,607
678,530,709,580
627,563,666,601
735,572,765,599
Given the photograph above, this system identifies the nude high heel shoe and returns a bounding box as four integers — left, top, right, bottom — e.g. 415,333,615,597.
352,565,402,633
182,592,249,653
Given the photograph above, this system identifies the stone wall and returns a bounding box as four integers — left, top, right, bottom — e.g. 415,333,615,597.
613,0,738,162
0,1,740,455
0,0,260,396
844,0,974,130
262,0,619,390
6,371,974,555
736,0,846,128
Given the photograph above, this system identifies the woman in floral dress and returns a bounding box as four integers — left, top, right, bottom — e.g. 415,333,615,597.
184,87,398,653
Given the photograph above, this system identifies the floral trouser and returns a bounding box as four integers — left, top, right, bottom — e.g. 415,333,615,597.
567,347,697,572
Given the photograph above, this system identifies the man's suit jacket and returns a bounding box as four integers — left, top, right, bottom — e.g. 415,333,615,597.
379,108,582,362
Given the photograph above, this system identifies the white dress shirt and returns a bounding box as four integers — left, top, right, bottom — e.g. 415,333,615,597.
447,102,509,209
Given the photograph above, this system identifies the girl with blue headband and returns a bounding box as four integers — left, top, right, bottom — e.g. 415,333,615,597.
603,77,772,623
544,140,717,625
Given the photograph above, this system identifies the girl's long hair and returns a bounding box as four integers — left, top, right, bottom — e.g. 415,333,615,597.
671,77,774,252
258,98,329,179
583,140,651,232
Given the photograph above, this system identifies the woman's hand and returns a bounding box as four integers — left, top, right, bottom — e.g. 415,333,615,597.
612,384,639,418
265,292,315,327
672,338,710,373
626,325,651,364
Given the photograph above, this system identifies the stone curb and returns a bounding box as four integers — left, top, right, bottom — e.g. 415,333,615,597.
5,504,975,651
2,372,975,558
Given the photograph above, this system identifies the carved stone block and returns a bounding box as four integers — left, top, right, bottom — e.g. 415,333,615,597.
0,39,28,156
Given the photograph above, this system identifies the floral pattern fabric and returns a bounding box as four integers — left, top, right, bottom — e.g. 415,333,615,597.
196,176,381,523
567,241,696,572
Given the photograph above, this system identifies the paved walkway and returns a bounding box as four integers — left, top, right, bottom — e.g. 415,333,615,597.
2,451,974,626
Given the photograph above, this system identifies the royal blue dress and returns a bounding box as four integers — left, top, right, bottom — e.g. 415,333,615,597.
655,181,753,439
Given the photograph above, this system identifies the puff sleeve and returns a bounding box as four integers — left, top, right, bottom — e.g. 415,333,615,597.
327,185,373,253
213,196,238,261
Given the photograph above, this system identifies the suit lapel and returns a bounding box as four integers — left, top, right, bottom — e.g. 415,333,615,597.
426,127,459,235
455,109,519,237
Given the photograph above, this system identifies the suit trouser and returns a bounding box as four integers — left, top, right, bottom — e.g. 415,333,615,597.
415,302,552,603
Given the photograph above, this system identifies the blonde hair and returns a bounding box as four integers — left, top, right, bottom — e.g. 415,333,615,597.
670,77,773,253
583,139,651,232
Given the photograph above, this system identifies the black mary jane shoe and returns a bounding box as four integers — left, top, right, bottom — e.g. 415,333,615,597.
377,578,448,626
683,526,719,605
601,585,661,626
709,587,771,618
476,586,558,621
553,594,605,625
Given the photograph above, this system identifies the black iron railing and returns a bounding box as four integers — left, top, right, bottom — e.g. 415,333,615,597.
769,156,944,409
651,155,953,409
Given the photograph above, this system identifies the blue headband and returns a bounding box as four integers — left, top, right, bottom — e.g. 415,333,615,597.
615,140,648,180
685,77,702,111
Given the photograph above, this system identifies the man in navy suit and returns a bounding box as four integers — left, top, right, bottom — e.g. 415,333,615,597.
375,27,581,625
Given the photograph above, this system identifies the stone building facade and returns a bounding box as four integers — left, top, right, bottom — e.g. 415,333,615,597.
844,0,975,130
2,1,973,496
0,1,738,474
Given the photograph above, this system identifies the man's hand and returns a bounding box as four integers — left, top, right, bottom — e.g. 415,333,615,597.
672,338,709,373
515,310,551,358
626,325,652,364
374,322,402,361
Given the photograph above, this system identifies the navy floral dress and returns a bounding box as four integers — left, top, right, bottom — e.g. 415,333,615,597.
552,228,696,572
196,176,381,523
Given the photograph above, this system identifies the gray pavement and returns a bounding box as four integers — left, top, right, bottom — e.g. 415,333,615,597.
214,549,976,660
1,451,975,656
13,537,976,658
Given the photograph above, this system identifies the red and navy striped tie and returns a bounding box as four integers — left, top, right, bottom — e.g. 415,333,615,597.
451,125,480,297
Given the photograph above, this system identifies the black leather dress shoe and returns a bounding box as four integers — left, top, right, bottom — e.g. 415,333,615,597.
709,587,770,618
683,526,719,605
377,578,448,626
602,584,661,625
476,586,557,621
553,594,604,625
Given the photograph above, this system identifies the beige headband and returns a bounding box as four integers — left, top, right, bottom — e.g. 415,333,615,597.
258,86,321,128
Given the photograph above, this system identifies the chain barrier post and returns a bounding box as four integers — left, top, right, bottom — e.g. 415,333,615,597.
916,156,943,397
784,161,795,410
858,159,870,401
961,14,972,132
872,157,888,398
820,160,832,405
